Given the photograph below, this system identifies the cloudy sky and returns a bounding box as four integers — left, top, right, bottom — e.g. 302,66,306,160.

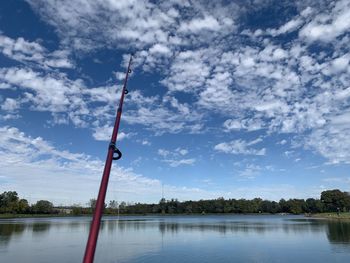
1,0,350,205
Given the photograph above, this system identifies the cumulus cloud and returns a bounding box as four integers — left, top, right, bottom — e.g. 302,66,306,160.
178,16,221,33
0,67,89,126
0,34,73,68
124,90,203,135
214,138,266,156
1,98,19,111
92,125,134,141
299,0,350,43
305,111,350,164
223,118,264,131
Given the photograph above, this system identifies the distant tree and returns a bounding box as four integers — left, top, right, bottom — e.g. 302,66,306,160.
0,191,19,213
71,204,83,215
305,198,323,213
33,200,54,214
17,199,29,213
214,197,225,213
109,200,118,209
89,199,97,210
287,199,305,214
321,189,350,212
279,199,289,213
119,201,126,213
259,200,272,213
251,198,262,213
159,198,166,214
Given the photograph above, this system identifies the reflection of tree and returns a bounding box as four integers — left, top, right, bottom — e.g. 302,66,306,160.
31,222,51,236
159,222,179,234
0,223,26,247
156,220,326,236
326,221,350,244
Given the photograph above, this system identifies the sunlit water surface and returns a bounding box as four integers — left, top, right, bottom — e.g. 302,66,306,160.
1,215,350,262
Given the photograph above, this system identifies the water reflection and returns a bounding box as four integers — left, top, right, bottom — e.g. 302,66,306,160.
326,221,350,244
0,223,26,246
1,216,350,259
31,222,51,236
101,216,350,247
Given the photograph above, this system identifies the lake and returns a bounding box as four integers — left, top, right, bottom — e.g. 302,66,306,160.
1,215,350,262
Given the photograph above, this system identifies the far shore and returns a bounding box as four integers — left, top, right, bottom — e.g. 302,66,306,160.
2,212,350,220
2,212,349,220
308,212,350,220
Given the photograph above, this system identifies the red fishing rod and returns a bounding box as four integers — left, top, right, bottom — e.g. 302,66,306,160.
83,55,133,263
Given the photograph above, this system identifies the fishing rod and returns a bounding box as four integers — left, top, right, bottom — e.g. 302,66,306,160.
83,55,133,263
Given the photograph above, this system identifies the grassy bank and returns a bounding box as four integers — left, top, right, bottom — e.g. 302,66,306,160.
310,212,350,220
0,213,76,219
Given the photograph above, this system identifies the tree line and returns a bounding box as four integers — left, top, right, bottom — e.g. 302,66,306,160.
0,191,54,214
1,189,350,215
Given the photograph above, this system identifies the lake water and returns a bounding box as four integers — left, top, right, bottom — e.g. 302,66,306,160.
1,215,350,262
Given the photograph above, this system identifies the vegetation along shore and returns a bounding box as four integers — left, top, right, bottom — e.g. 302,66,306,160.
1,189,349,218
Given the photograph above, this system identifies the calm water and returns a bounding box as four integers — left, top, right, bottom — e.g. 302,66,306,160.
1,215,350,262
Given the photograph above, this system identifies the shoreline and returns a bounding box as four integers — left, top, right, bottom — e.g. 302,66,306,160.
2,212,350,220
308,212,350,220
0,212,296,219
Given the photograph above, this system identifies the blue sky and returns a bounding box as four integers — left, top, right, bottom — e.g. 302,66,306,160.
1,0,350,205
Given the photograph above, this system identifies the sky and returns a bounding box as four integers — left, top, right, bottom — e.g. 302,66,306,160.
0,0,350,206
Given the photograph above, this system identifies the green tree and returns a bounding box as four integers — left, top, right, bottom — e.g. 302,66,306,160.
305,198,323,213
288,199,305,214
0,191,19,213
321,189,350,212
33,200,54,214
71,204,83,215
17,199,29,213
109,200,118,209
89,199,97,210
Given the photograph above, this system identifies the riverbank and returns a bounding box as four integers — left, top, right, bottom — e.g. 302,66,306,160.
309,212,350,220
0,212,290,219
2,212,350,220
0,213,75,219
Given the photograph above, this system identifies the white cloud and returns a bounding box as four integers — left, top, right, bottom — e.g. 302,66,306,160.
1,98,19,111
178,16,220,33
239,164,262,179
0,126,222,204
158,147,195,167
0,66,203,139
278,139,287,145
0,34,73,68
214,138,266,156
273,18,303,35
4,0,348,166
124,90,203,135
299,0,350,43
305,118,350,164
92,125,134,141
165,158,196,167
223,118,264,131
158,149,170,157
0,67,91,127
160,49,212,93
149,44,172,56
26,0,181,50
322,177,350,183
176,148,188,156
